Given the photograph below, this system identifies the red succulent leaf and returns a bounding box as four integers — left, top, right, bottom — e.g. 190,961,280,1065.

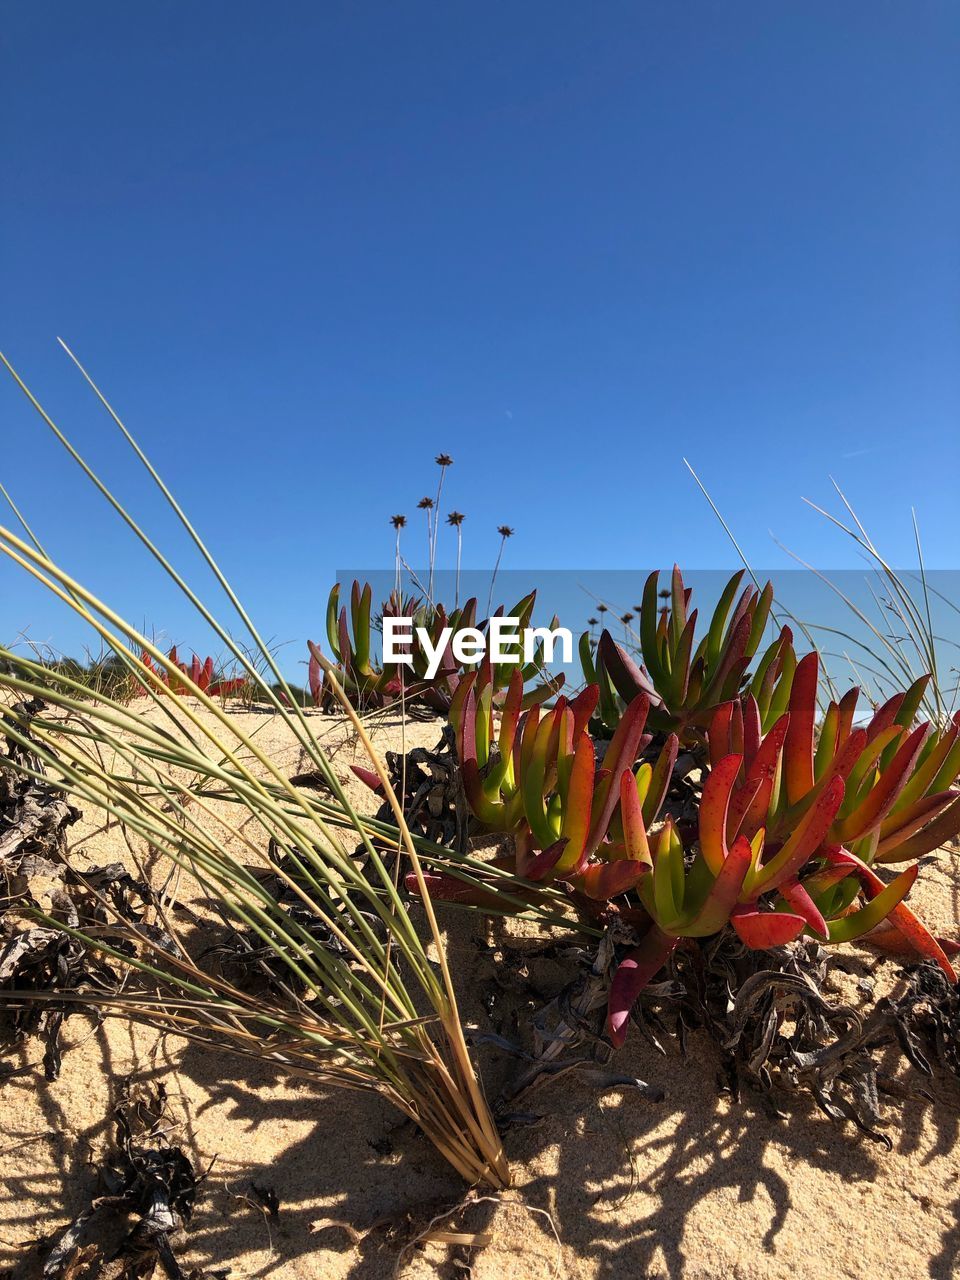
619,770,651,865
830,726,870,782
698,754,746,875
558,733,596,873
404,871,504,910
824,845,956,980
498,668,525,760
349,764,384,794
525,838,569,883
207,678,246,697
783,652,818,805
858,920,960,959
569,683,600,742
728,713,789,840
709,702,736,768
684,835,753,936
751,774,845,895
865,691,907,741
730,906,806,949
700,611,752,706
308,647,324,705
780,879,828,938
597,630,660,705
836,687,860,748
573,858,649,901
742,695,762,764
585,693,650,854
607,924,679,1048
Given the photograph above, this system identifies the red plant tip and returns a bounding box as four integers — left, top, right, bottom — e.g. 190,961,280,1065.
497,525,515,538
417,496,434,509
390,514,407,529
621,613,634,625
435,453,453,467
447,510,465,527
349,764,384,794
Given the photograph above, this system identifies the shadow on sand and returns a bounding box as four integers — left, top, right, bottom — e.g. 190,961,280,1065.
4,909,960,1280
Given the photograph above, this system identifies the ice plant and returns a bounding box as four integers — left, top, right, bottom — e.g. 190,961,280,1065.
410,673,676,910
606,741,956,1047
309,583,560,713
308,581,403,709
706,652,960,865
412,651,958,1048
138,646,247,698
0,349,509,1189
586,568,796,742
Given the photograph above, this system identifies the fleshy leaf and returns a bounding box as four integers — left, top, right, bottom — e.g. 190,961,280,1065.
730,906,806,949
607,924,679,1048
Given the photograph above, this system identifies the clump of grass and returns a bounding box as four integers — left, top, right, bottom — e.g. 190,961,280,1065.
793,482,959,725
0,346,509,1188
1,642,138,704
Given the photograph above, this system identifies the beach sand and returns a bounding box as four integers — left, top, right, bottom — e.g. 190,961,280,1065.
2,703,959,1280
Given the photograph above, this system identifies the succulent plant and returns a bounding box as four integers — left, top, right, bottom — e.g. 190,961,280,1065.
706,652,960,865
139,646,246,698
585,568,796,742
412,679,674,905
308,582,402,710
309,582,563,712
400,644,960,1050
605,732,957,1046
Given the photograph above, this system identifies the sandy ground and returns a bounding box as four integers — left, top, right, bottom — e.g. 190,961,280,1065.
2,702,959,1280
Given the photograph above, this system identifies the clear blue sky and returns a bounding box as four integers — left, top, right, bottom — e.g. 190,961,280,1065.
2,3,958,668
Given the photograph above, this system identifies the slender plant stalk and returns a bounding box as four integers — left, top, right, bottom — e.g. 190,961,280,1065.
447,511,465,609
486,525,514,618
429,455,451,600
